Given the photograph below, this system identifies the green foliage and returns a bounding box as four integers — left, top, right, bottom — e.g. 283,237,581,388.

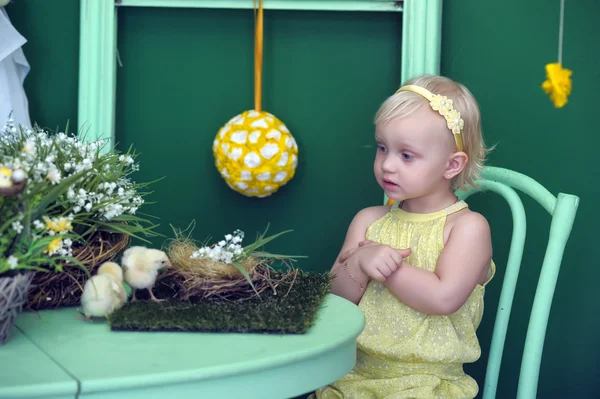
0,168,90,274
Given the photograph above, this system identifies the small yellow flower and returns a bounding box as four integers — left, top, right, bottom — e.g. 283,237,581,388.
45,217,55,231
55,219,72,232
44,217,73,233
47,238,62,255
542,62,572,108
430,94,453,116
446,109,464,134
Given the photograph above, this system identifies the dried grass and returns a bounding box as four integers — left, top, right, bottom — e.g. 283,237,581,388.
156,234,299,301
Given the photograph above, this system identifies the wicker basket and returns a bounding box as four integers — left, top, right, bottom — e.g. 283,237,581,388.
0,272,34,346
25,231,130,310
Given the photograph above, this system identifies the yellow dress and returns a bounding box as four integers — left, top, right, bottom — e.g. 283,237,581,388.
312,200,495,399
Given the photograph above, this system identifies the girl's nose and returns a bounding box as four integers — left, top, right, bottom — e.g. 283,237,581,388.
381,155,396,173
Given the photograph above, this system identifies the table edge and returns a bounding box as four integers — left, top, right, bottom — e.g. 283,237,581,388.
80,294,365,393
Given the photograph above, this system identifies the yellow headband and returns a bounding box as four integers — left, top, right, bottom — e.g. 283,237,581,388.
395,85,464,152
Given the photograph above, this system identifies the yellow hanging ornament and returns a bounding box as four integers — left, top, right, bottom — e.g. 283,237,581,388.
542,63,572,108
213,0,298,197
542,0,572,108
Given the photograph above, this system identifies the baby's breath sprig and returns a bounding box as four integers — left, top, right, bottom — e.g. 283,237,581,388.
190,229,244,264
189,224,305,293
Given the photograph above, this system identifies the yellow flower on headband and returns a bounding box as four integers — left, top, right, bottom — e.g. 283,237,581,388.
396,85,464,151
446,109,464,134
430,94,453,116
430,94,464,133
542,62,572,108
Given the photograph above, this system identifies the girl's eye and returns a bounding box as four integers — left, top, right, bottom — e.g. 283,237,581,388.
377,145,387,153
401,153,413,160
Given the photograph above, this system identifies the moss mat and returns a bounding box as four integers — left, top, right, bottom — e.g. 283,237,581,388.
108,272,331,334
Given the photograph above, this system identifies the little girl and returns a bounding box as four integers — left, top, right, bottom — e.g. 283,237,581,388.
311,74,494,399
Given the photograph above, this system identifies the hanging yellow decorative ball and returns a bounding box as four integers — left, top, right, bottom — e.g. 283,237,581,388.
213,0,298,198
213,110,298,198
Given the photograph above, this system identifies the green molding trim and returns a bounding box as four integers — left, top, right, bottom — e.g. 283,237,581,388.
78,0,441,151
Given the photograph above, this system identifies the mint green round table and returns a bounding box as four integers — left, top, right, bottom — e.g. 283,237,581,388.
0,327,77,399
12,294,364,399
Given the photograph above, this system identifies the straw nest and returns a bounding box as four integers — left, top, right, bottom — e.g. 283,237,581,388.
25,231,130,310
155,234,299,301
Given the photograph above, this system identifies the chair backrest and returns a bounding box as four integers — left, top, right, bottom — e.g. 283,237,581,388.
456,166,580,399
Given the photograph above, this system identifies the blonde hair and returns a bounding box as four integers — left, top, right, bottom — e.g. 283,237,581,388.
375,74,489,190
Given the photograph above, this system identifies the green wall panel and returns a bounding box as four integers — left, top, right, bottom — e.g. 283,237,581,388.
114,7,402,273
6,0,80,131
441,1,599,398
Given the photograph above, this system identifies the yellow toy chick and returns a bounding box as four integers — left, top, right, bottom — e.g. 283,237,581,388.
122,246,171,302
80,262,127,318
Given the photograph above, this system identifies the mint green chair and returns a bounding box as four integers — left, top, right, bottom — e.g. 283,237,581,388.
456,166,579,399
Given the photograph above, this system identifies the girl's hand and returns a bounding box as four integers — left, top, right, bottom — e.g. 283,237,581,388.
339,240,411,282
337,240,375,263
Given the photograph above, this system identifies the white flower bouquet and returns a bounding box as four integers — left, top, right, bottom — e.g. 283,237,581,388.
0,119,158,240
0,118,160,308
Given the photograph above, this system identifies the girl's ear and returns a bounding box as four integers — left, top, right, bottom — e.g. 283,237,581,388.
444,152,468,180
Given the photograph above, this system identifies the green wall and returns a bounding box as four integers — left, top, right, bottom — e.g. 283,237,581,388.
5,0,80,131
113,7,401,273
6,1,598,398
440,1,599,398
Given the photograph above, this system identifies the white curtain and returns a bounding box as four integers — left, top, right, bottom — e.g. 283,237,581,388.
0,6,31,129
